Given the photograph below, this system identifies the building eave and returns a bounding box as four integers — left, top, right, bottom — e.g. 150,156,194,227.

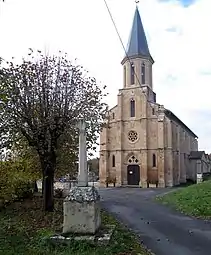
121,54,154,65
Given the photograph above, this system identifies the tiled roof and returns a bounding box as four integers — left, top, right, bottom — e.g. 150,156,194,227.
122,7,153,63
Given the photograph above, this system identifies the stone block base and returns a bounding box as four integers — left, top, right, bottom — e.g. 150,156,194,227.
63,186,101,234
165,181,173,187
158,181,165,188
47,225,115,246
99,182,108,188
149,183,157,188
99,181,121,188
141,181,148,188
115,182,122,187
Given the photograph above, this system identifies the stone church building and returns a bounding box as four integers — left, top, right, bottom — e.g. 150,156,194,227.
99,7,199,187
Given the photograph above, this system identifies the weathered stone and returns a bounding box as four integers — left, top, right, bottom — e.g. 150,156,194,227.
63,186,101,234
65,186,100,203
48,225,115,246
148,183,157,188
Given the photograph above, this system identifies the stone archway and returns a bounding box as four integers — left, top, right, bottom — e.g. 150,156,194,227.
127,165,140,185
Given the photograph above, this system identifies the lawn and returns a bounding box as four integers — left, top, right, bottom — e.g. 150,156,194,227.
0,197,151,255
156,180,211,219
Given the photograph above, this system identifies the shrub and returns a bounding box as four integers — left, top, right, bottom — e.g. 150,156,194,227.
54,188,63,198
0,160,37,207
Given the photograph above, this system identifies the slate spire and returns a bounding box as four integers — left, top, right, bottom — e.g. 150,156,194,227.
122,7,154,64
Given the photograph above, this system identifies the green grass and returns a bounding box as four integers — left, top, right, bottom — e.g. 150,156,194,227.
156,180,211,219
0,197,151,255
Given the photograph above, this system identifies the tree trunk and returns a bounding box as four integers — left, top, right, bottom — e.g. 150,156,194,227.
43,166,54,212
33,181,38,193
42,179,44,195
40,151,56,212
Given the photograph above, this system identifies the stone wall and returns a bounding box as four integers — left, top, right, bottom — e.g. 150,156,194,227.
166,116,198,185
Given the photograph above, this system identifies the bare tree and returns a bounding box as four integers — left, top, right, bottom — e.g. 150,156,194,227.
0,50,108,211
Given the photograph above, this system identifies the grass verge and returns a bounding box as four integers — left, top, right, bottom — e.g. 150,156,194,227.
156,180,211,219
0,197,151,255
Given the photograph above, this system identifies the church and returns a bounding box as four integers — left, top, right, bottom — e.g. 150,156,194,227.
99,7,200,187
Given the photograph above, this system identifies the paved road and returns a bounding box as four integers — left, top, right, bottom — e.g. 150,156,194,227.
99,187,211,255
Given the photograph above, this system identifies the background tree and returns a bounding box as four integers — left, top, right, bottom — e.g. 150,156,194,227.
88,157,99,177
10,133,41,191
0,50,108,211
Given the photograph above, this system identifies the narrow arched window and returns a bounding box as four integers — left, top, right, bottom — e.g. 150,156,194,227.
130,99,135,117
112,112,115,119
152,154,156,167
152,108,155,115
124,66,126,86
141,62,145,84
130,63,135,85
112,155,115,167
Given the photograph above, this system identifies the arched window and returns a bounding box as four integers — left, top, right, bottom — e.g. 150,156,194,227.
152,154,156,167
130,99,135,117
141,62,145,84
124,66,126,86
112,155,115,167
149,64,152,86
130,63,135,85
152,108,155,115
112,112,115,119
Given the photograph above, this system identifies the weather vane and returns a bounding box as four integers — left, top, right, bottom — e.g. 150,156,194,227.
135,0,139,4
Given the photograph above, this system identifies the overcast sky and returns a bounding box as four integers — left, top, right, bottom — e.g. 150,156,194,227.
0,0,211,153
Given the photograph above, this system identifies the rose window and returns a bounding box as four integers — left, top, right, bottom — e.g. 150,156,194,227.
128,130,138,142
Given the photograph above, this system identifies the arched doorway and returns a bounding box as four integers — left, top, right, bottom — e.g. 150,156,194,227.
127,165,140,185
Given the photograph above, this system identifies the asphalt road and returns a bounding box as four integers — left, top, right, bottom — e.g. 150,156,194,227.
99,187,211,255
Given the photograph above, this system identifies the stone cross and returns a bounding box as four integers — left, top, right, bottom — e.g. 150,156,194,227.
77,119,88,187
63,119,101,235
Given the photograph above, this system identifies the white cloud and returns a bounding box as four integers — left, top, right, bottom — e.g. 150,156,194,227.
0,0,211,152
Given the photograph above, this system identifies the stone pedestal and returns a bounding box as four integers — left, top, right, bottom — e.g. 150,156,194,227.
63,186,101,234
141,180,148,188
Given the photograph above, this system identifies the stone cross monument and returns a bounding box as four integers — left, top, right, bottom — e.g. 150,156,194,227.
62,119,101,235
77,119,88,187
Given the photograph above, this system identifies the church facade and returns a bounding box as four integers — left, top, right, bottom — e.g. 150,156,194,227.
99,7,198,187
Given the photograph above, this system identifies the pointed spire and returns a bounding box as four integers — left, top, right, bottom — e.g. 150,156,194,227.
122,7,154,64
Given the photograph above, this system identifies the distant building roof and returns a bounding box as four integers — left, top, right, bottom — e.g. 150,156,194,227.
189,151,205,160
122,7,153,64
164,109,198,138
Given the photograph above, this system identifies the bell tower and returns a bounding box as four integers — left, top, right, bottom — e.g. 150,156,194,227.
121,6,155,101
